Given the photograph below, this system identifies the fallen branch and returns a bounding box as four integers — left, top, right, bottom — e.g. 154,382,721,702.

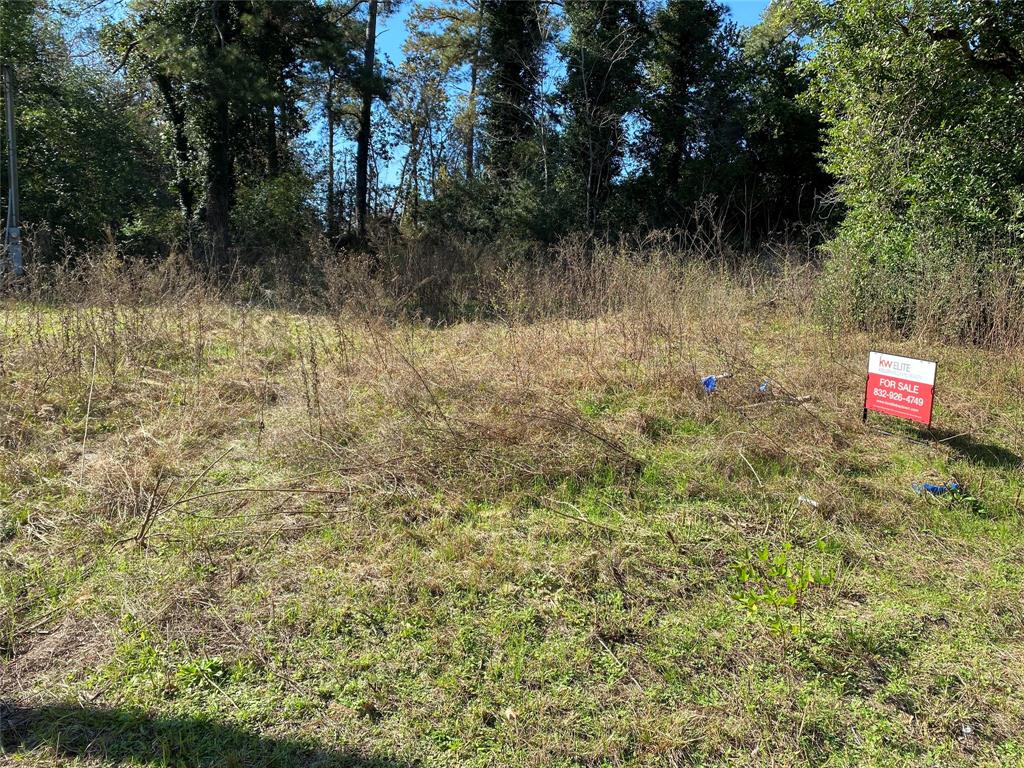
115,484,358,545
540,496,622,534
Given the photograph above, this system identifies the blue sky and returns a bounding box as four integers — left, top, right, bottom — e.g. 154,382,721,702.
722,0,771,28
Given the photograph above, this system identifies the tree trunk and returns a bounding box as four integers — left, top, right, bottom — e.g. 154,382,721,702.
466,60,478,181
266,101,279,176
326,74,336,240
206,95,234,268
355,0,378,242
466,0,483,181
667,140,683,196
205,0,235,268
153,72,196,223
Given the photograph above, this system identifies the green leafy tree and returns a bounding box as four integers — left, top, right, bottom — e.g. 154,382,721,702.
560,0,647,230
734,18,832,242
481,0,545,181
639,0,736,221
416,0,556,240
631,1,829,245
796,0,1024,333
405,0,484,182
105,0,354,265
1,1,172,253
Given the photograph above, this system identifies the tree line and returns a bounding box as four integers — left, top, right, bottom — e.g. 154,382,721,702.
3,0,1024,335
2,0,829,264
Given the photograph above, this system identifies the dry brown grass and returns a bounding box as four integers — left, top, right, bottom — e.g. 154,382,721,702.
1,242,1023,766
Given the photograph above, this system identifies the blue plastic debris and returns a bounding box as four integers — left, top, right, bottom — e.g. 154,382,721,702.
757,379,770,394
702,375,717,394
912,480,961,496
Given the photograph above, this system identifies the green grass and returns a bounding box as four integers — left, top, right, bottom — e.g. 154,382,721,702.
2,289,1023,767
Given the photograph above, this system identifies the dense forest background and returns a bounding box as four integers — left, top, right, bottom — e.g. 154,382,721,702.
2,0,1024,337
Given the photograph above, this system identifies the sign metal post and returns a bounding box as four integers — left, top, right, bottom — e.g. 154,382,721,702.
2,63,24,276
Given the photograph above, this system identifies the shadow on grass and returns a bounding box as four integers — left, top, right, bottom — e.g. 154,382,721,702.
924,428,1023,470
1,702,414,767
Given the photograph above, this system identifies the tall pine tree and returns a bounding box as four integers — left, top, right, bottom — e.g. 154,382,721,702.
560,0,646,229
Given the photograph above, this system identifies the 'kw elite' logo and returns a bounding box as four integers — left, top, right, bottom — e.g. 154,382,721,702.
878,358,911,373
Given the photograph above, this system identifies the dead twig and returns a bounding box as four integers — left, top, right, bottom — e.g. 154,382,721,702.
541,496,622,534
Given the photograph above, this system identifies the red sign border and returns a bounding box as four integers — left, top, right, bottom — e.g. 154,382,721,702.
862,353,937,429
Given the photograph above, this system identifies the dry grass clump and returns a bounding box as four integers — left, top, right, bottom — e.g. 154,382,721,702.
823,233,1024,350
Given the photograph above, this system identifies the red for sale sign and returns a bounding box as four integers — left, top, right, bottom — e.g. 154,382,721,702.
864,352,937,426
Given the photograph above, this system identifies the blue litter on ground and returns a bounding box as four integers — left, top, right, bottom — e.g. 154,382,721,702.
702,375,717,393
913,480,960,495
758,379,770,394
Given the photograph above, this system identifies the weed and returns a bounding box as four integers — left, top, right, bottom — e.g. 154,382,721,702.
174,657,229,692
731,541,836,647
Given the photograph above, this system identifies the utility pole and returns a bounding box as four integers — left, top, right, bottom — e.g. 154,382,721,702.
2,64,24,276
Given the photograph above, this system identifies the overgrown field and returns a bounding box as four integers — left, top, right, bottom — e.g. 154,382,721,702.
1,256,1023,767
